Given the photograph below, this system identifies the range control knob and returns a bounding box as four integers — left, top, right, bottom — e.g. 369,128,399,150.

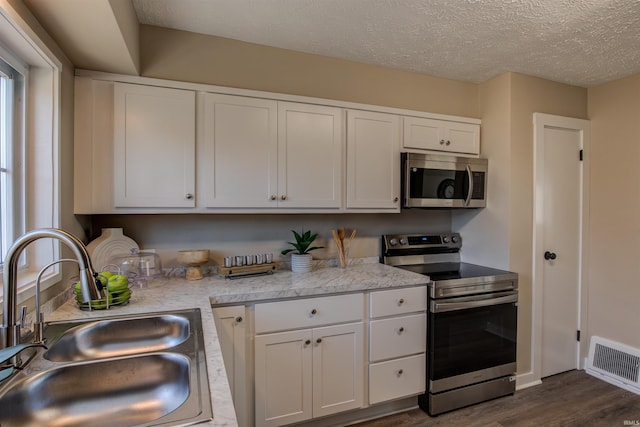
442,236,450,243
399,238,408,245
452,235,459,243
389,238,398,246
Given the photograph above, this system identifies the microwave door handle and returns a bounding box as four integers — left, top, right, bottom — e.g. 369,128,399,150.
464,165,473,206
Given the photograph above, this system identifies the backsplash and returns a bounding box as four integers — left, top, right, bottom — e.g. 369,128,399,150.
89,210,451,270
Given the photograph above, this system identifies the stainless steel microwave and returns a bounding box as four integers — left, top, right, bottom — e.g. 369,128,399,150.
402,152,488,208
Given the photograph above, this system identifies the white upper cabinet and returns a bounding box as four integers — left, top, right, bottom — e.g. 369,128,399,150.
113,83,196,208
201,93,278,208
74,72,481,214
201,96,343,210
277,102,343,209
403,116,480,156
346,110,400,211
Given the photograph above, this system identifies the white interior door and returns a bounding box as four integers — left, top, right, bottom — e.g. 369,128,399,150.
533,113,589,379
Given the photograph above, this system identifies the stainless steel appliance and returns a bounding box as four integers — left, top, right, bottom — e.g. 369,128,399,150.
381,232,518,415
401,153,488,208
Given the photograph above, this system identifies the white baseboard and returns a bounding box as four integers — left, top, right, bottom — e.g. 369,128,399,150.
515,371,541,390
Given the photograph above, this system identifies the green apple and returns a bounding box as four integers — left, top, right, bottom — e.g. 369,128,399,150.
89,293,113,309
112,289,132,302
107,274,129,292
99,271,114,279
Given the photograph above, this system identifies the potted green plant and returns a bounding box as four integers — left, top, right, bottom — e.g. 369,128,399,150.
281,228,323,273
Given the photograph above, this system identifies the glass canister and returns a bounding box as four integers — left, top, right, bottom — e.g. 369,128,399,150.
108,248,163,281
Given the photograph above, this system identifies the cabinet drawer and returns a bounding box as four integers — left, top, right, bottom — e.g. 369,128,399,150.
369,354,426,404
255,293,364,334
370,286,427,318
369,313,426,361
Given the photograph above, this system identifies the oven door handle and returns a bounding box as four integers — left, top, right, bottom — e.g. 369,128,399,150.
431,293,518,313
464,164,473,207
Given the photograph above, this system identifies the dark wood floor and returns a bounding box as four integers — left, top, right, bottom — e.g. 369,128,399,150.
353,370,640,427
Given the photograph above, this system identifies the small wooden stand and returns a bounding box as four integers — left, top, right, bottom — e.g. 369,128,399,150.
218,262,280,279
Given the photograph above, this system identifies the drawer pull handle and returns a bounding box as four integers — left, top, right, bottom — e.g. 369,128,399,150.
235,316,243,323
398,298,405,305
398,327,405,333
304,339,311,345
310,309,317,315
397,369,404,376
316,338,322,344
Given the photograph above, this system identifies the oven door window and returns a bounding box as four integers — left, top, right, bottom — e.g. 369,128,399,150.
429,301,517,380
409,168,469,200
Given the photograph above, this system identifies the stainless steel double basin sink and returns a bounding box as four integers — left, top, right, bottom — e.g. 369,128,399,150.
0,308,213,427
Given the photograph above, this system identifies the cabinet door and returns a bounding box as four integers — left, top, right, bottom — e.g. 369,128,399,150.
278,102,343,208
403,116,479,155
346,110,400,210
446,120,480,155
255,330,312,427
312,322,364,418
201,93,278,208
113,83,196,207
213,306,249,427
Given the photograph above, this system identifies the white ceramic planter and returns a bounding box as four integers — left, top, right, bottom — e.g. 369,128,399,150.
291,254,313,273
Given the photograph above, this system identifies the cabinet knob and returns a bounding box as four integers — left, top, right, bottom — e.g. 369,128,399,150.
439,139,445,145
397,369,404,376
398,298,405,305
393,197,399,203
305,339,311,345
185,193,194,200
270,195,276,201
316,338,322,344
398,327,405,333
310,308,317,315
446,140,451,146
280,195,287,200
235,316,243,323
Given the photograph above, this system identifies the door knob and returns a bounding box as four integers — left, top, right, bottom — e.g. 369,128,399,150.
544,251,557,260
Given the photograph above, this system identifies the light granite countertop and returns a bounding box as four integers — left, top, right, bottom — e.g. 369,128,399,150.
47,261,430,427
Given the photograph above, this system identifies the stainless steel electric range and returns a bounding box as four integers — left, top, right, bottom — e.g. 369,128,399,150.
381,232,518,416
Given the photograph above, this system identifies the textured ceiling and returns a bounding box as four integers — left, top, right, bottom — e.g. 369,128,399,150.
132,0,640,88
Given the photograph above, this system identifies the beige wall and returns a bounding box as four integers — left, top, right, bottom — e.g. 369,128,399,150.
88,24,597,378
457,72,588,377
509,73,588,375
15,0,640,382
587,74,640,349
94,24,490,270
90,211,452,269
139,25,479,118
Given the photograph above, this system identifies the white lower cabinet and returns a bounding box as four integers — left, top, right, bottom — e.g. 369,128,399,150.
213,306,251,427
369,354,426,405
368,286,427,405
254,294,365,427
215,288,429,427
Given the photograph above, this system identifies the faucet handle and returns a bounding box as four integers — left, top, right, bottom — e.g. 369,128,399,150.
19,306,27,328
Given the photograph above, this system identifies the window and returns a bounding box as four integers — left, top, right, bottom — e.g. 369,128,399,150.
0,4,63,304
0,54,25,265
